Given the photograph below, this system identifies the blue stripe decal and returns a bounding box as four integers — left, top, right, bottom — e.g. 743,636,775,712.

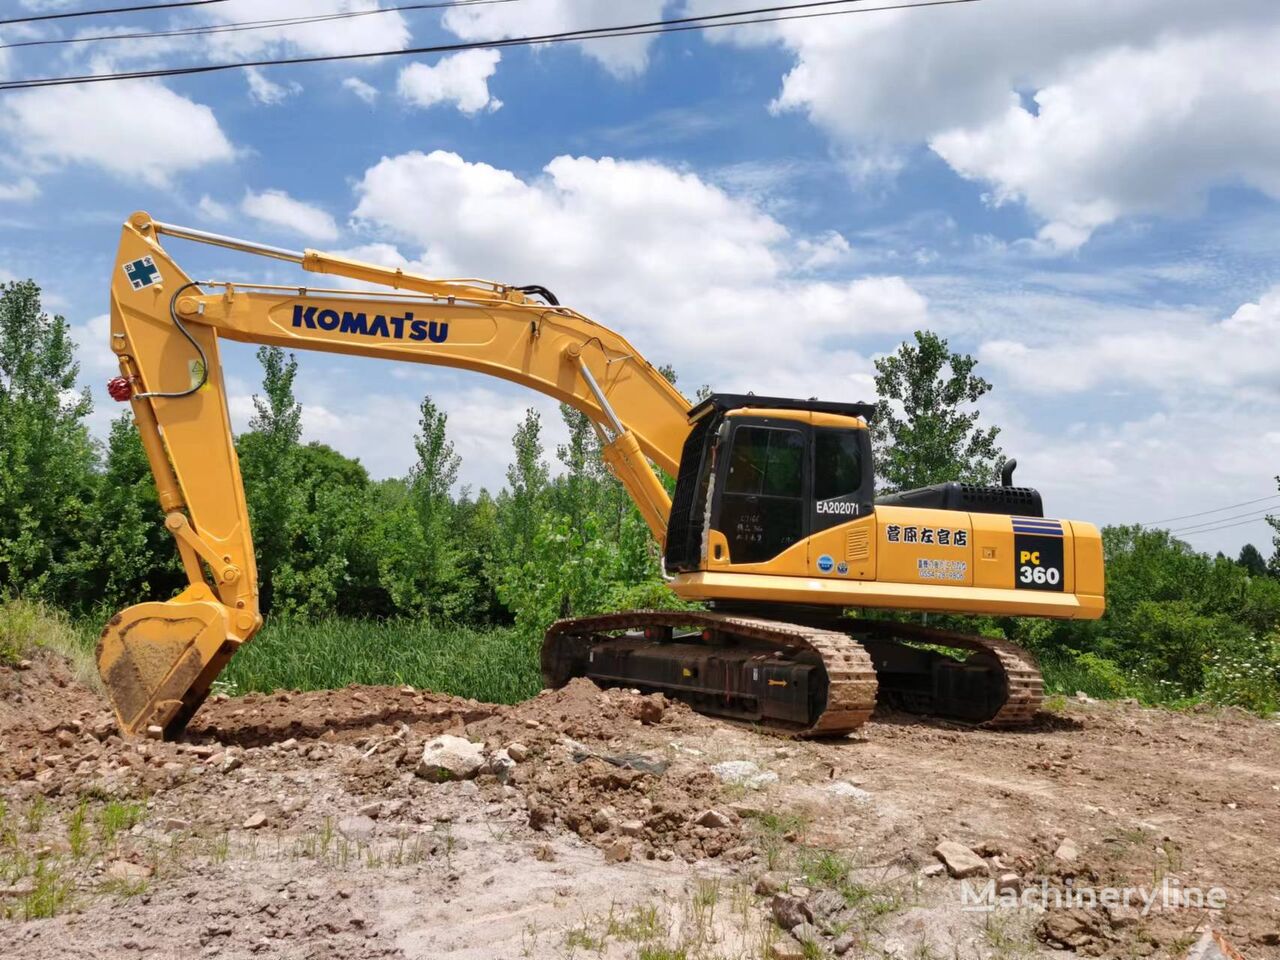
1013,518,1063,536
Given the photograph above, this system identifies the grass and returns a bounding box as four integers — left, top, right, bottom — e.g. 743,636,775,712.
97,800,145,847
0,598,100,688
218,617,541,703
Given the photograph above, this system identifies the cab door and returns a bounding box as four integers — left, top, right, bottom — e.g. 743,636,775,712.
716,420,809,565
807,425,877,579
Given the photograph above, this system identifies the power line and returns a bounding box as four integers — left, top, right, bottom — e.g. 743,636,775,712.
0,0,227,27
0,0,521,52
1174,515,1277,539
1141,494,1280,528
1169,506,1279,536
0,0,980,91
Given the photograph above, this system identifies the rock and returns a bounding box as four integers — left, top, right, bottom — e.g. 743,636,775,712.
15,659,33,671
825,781,873,802
922,862,946,878
620,820,645,837
808,889,845,922
628,695,666,724
694,809,731,829
528,805,554,831
416,735,485,782
791,922,823,946
1184,928,1244,960
55,729,76,748
484,749,515,783
243,812,269,830
591,808,617,833
833,933,856,955
770,941,805,960
1075,691,1096,703
505,742,529,763
933,840,988,879
533,843,556,862
996,872,1021,894
755,873,786,895
770,894,813,930
709,760,778,790
1039,910,1101,950
107,860,154,881
337,815,377,843
222,754,243,774
1054,838,1081,863
1107,905,1141,929
357,801,382,819
162,818,192,832
603,838,632,863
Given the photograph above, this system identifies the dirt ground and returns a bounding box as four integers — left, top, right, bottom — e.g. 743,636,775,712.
2,651,1278,960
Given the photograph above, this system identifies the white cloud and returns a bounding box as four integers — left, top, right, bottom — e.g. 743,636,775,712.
70,313,117,377
197,195,232,223
695,0,1280,249
245,66,302,105
931,27,1280,251
442,0,667,78
351,150,926,390
0,80,234,186
241,189,340,242
342,76,379,104
979,285,1280,396
201,0,411,59
0,177,39,202
397,50,502,115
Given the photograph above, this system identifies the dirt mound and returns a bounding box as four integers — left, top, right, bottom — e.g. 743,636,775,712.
188,684,499,747
491,676,697,740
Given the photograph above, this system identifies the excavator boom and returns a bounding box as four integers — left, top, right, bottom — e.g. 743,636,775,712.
100,211,1104,739
102,212,689,735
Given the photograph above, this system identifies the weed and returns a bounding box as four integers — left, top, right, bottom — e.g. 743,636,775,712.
24,796,47,834
19,860,74,920
637,947,687,960
99,874,150,898
98,800,144,847
211,831,230,864
982,912,1036,958
608,904,663,943
67,800,90,858
564,926,606,952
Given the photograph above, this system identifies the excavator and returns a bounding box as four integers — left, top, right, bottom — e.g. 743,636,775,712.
98,211,1105,741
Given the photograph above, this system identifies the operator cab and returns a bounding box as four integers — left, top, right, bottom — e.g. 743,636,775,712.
664,394,876,571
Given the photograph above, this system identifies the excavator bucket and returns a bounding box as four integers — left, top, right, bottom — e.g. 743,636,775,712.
97,590,240,738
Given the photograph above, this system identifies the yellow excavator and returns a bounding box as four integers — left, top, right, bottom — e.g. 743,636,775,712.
98,212,1105,740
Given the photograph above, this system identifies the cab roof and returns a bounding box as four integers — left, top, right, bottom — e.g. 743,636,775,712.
688,392,876,424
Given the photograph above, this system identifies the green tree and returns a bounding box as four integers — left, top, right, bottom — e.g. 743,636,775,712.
237,347,303,613
500,408,549,557
76,414,184,611
871,330,1004,493
1268,476,1279,575
1239,542,1269,578
372,396,470,620
0,281,98,604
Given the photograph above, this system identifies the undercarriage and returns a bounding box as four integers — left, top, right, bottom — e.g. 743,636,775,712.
542,609,1043,737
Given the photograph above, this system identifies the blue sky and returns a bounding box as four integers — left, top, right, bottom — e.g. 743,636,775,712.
1,0,1278,557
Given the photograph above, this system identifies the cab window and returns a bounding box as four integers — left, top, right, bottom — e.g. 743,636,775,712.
726,426,804,497
720,425,805,564
814,429,862,501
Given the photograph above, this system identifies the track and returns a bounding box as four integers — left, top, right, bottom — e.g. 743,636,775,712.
543,610,878,737
542,610,1043,736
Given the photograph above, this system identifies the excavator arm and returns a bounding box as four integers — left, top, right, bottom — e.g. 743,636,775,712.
100,212,692,736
